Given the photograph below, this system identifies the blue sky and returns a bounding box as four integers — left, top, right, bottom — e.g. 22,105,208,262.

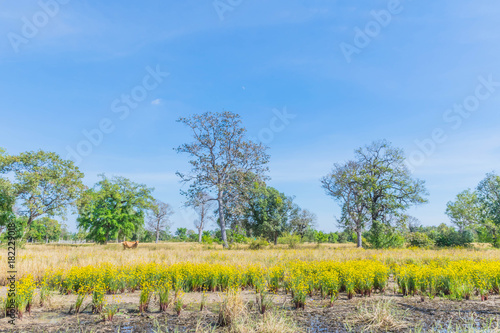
1,0,500,232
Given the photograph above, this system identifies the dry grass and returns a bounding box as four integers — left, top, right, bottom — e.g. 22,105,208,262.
215,290,301,333
1,242,498,284
346,299,409,332
218,291,246,327
229,310,302,333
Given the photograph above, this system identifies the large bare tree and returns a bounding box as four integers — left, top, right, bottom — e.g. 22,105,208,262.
176,111,269,247
147,200,174,243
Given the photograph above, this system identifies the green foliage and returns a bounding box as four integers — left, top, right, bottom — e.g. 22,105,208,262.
476,173,500,246
249,238,269,250
322,140,428,249
435,227,474,247
245,183,294,245
226,228,248,244
337,231,351,243
0,150,85,232
278,233,301,248
0,173,15,228
406,232,435,248
366,222,405,249
445,189,481,231
0,217,27,242
289,208,317,237
26,217,62,243
327,232,339,243
201,234,214,244
175,228,188,241
448,172,500,247
77,175,154,244
315,231,328,244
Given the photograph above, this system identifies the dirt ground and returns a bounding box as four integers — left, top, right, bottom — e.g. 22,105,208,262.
1,286,499,333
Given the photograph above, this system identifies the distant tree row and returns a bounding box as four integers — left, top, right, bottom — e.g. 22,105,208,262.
2,112,499,249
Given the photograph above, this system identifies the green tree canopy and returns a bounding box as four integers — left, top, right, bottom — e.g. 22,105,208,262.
77,175,154,244
0,176,15,230
322,160,368,248
476,172,500,246
445,189,481,232
245,183,294,245
26,217,62,243
322,140,428,248
0,150,85,237
289,207,317,238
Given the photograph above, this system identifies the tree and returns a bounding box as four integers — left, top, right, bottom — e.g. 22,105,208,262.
476,173,500,246
0,150,85,237
0,176,15,233
322,160,369,248
185,191,214,243
321,141,428,248
176,111,270,247
146,200,174,243
77,175,154,244
245,183,294,245
175,227,188,241
315,231,329,244
26,217,62,243
445,189,481,232
59,224,72,241
356,141,428,248
289,207,317,238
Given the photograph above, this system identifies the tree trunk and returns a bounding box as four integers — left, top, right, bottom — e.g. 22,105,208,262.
274,232,278,246
21,215,35,240
156,225,160,244
357,230,362,248
198,228,203,243
217,196,228,248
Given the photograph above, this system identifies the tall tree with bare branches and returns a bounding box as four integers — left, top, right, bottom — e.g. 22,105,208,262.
322,141,428,248
186,191,214,243
147,200,174,243
176,111,270,247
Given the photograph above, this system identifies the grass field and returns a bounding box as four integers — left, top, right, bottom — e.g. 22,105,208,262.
1,243,500,332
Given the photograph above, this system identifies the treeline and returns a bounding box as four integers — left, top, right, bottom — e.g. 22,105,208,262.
115,227,356,245
1,112,499,249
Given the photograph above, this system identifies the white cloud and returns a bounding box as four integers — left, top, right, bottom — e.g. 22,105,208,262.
151,99,162,105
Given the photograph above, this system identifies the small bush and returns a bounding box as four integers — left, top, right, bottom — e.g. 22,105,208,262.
249,238,269,250
435,229,473,247
406,232,434,248
278,233,301,248
201,235,214,244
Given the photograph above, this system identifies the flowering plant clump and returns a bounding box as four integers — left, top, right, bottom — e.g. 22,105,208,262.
30,257,500,315
15,275,36,319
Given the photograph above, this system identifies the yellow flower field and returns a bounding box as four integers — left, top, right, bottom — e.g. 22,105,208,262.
2,242,500,319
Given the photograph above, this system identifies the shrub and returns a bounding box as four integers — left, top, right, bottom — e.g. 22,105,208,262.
315,231,329,244
406,232,435,248
435,229,473,247
201,234,214,244
328,232,339,243
249,238,269,250
278,233,301,248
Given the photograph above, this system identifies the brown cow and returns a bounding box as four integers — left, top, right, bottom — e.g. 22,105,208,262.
122,241,139,249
